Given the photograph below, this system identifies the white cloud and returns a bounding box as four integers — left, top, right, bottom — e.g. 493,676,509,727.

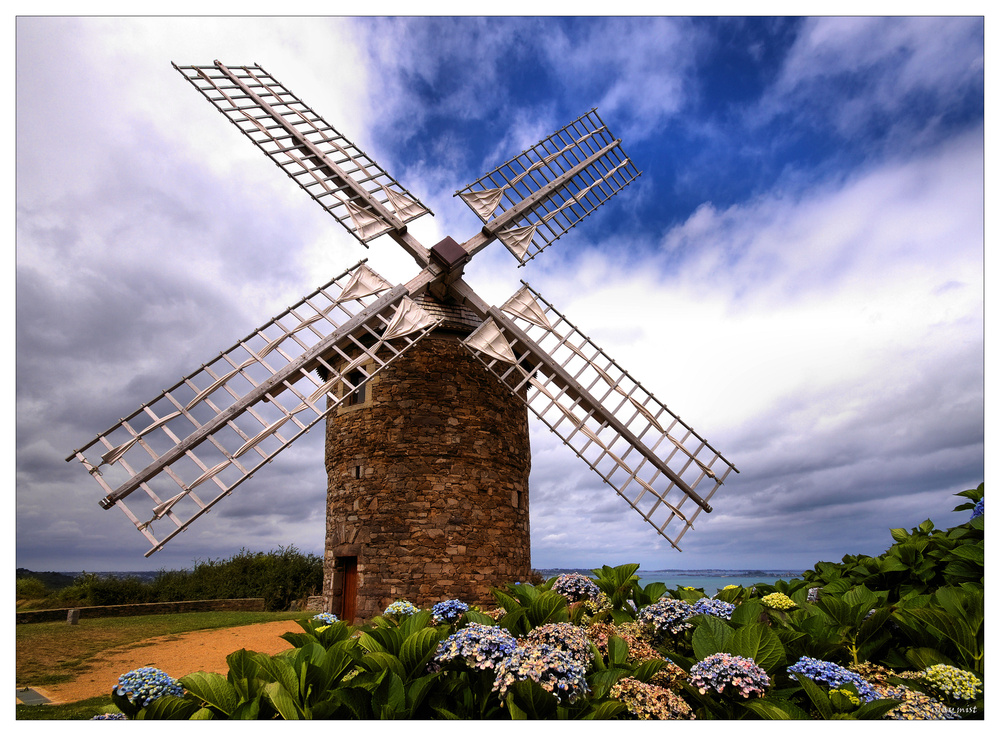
543,17,704,139
761,17,983,141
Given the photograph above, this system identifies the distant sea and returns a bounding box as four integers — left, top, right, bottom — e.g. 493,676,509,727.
50,569,805,597
537,569,804,596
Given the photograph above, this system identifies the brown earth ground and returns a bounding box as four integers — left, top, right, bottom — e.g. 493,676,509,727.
29,620,297,705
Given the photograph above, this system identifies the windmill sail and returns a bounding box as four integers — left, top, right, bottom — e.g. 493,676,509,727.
174,61,431,245
67,262,441,556
461,283,737,550
456,109,641,264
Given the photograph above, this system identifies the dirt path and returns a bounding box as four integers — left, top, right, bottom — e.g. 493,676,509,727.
31,620,298,705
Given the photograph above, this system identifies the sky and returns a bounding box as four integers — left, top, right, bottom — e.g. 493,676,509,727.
14,15,986,576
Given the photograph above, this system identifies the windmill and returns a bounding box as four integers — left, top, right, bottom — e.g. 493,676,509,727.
67,61,738,620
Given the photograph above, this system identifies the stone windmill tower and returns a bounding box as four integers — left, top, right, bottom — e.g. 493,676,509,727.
68,62,738,621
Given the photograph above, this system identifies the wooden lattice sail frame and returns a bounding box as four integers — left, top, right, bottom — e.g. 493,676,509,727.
67,261,441,555
68,60,738,557
463,284,736,550
455,109,641,265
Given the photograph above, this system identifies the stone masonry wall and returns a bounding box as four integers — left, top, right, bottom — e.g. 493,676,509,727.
323,329,531,620
15,598,266,624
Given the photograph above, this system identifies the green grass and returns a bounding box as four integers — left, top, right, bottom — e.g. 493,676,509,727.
16,610,306,687
16,696,117,721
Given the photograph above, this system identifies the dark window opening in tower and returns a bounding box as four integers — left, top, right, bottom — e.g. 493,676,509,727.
346,371,366,406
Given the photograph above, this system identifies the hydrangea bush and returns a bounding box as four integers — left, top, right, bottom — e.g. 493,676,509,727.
551,572,601,602
434,623,516,670
524,622,593,665
115,666,183,707
431,599,469,624
637,597,696,638
761,592,795,610
873,684,958,720
689,653,770,699
383,600,419,618
691,597,736,620
920,664,982,701
787,656,879,702
610,677,694,720
492,642,590,704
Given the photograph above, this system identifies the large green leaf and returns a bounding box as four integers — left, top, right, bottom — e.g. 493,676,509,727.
730,622,785,673
857,607,892,646
889,528,910,543
461,610,497,626
363,626,406,656
855,698,908,719
255,655,300,701
842,585,878,611
400,627,443,680
793,673,832,720
135,694,204,720
730,598,764,627
324,686,374,719
691,614,734,661
742,697,810,720
903,607,980,669
231,697,262,720
629,658,665,683
225,649,265,701
505,679,559,719
361,650,407,680
587,667,628,699
372,670,407,719
491,588,522,615
606,635,629,667
583,699,628,719
398,609,434,638
527,590,569,627
263,681,303,720
903,646,954,670
178,671,240,716
816,596,853,627
404,671,440,715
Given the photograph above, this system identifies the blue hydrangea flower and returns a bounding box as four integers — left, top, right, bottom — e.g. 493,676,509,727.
692,597,736,620
431,598,469,624
637,597,696,638
493,642,591,704
552,572,601,603
689,652,770,698
91,712,127,720
312,612,339,625
434,623,517,670
115,667,183,707
383,600,419,618
788,656,878,702
970,498,984,520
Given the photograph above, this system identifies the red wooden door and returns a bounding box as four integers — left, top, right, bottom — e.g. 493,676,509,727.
340,556,358,622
